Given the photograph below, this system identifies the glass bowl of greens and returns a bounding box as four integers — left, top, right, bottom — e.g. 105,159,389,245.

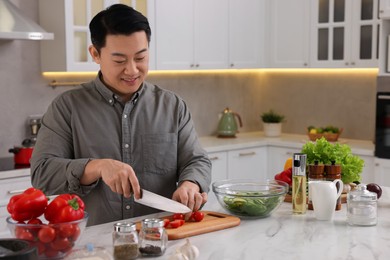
212,179,288,219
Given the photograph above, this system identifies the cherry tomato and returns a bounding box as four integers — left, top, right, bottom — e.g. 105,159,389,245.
31,241,46,255
172,213,185,220
163,218,170,228
70,225,81,241
16,230,34,241
38,226,56,243
45,248,59,258
27,218,43,225
191,211,205,222
169,220,183,228
50,237,71,251
58,224,76,238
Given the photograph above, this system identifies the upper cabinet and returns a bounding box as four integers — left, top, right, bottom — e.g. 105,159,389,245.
39,0,154,72
155,0,265,70
379,0,390,17
266,0,311,68
310,0,380,68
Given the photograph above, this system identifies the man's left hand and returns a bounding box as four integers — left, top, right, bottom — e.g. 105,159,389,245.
172,181,207,213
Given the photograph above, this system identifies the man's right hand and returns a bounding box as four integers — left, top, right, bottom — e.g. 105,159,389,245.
82,159,141,199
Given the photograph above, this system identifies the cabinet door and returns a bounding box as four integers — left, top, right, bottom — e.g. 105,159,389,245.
155,0,194,69
227,147,267,180
350,0,380,67
194,0,229,69
374,158,390,186
267,0,310,68
310,0,379,68
310,0,353,67
379,0,390,17
229,0,265,68
208,152,228,182
267,146,300,180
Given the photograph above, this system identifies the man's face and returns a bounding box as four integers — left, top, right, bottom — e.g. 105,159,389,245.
89,31,149,101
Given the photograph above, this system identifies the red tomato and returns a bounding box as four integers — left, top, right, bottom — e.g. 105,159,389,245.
70,225,81,241
172,213,185,220
45,249,59,258
50,237,71,251
163,218,170,228
58,224,76,238
191,211,205,222
16,230,34,241
169,220,183,228
38,226,56,243
27,218,43,225
31,241,46,255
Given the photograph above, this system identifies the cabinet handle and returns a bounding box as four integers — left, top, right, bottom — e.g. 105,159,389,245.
378,95,390,100
238,152,256,157
230,63,234,67
345,62,349,65
190,64,194,68
209,156,219,161
195,64,199,67
7,189,26,195
351,62,355,65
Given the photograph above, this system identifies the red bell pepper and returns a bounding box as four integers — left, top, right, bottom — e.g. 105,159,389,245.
275,167,292,186
44,194,85,223
7,187,48,222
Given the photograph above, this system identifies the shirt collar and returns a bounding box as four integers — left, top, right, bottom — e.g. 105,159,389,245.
94,71,145,106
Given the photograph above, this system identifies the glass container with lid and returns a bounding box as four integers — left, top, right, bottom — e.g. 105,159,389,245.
347,184,377,226
139,218,168,257
112,222,139,260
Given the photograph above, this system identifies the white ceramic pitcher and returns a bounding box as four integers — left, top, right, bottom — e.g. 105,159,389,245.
310,179,343,221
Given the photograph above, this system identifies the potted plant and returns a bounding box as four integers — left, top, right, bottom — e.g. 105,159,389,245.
260,110,285,137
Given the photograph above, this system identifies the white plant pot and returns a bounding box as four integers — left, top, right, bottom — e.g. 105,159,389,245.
263,122,282,137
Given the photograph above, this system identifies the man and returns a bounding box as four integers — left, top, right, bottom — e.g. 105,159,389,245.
31,4,211,226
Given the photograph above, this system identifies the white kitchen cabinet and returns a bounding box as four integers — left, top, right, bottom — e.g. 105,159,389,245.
374,158,390,186
155,0,265,70
208,152,228,183
228,0,265,69
267,146,301,179
379,0,390,17
39,0,155,72
0,175,32,238
310,0,379,68
266,0,311,68
227,147,268,180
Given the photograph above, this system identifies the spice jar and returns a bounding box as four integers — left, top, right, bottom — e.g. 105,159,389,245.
139,218,168,257
347,184,377,226
112,222,139,260
308,160,325,210
324,161,342,210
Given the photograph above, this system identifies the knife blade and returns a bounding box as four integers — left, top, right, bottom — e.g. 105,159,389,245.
135,189,192,213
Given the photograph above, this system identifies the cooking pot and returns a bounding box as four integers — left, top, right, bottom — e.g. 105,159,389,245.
9,139,34,166
217,107,243,138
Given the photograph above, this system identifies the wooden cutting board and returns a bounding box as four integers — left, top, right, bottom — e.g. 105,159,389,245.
136,211,240,240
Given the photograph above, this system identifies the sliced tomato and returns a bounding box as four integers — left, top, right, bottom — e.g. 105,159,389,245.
169,219,183,228
172,213,185,220
163,218,170,228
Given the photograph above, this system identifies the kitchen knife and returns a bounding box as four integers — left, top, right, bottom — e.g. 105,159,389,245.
135,189,192,213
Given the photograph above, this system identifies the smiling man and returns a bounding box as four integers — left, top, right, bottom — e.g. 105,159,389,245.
31,4,211,226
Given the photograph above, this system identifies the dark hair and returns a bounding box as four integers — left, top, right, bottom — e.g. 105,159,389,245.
89,4,151,52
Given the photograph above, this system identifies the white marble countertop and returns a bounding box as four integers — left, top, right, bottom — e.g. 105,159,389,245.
76,187,390,260
199,131,375,156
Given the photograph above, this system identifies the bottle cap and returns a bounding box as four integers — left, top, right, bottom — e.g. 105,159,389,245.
114,222,136,232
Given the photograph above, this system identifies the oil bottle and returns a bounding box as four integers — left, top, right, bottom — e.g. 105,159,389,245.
292,153,307,214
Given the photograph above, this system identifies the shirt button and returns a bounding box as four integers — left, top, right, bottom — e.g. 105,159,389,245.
109,99,113,103
125,205,131,210
123,114,128,119
124,144,129,148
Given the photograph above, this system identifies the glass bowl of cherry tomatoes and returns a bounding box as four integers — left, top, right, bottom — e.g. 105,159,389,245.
6,212,88,259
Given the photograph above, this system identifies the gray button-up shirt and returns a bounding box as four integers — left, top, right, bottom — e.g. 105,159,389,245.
30,74,211,226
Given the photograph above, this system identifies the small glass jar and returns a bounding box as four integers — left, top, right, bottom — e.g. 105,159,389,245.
112,222,139,260
347,184,377,226
138,218,168,257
